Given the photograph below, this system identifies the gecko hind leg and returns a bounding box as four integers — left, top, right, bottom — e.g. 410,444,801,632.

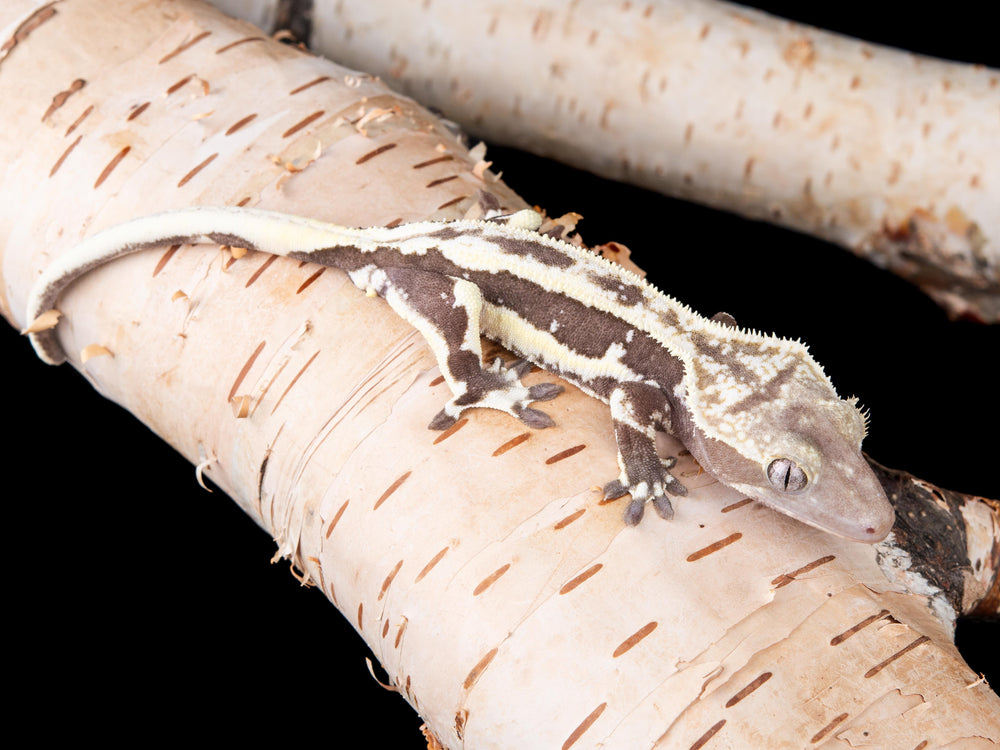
602,382,687,525
368,266,563,430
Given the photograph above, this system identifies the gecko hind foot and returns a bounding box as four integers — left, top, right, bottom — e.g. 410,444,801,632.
427,358,564,431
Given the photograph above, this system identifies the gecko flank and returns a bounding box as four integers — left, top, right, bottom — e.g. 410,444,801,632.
24,206,895,542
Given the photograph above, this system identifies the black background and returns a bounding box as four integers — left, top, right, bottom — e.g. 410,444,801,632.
5,2,997,745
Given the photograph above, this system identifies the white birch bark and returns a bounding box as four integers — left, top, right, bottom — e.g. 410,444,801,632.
2,1,998,748
263,0,1000,322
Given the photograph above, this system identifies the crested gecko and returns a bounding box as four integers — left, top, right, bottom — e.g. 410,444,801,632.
23,206,895,542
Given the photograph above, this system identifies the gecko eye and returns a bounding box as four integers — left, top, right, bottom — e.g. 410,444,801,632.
767,458,809,493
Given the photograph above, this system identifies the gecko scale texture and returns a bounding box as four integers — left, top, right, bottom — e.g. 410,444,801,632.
24,206,895,541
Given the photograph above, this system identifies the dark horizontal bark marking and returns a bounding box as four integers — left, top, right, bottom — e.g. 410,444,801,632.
223,248,241,271
436,195,466,210
42,78,85,122
725,671,772,707
65,104,94,135
295,267,325,294
176,152,218,187
473,564,511,596
689,719,726,750
771,555,836,588
830,609,890,646
271,350,319,415
562,703,606,750
127,101,150,121
245,253,279,287
159,30,212,64
1,3,57,58
554,508,586,529
432,418,468,443
415,547,450,584
256,454,270,506
864,635,930,678
612,621,658,657
374,471,412,512
225,113,258,135
325,499,349,538
356,141,398,164
166,74,194,95
559,564,603,595
215,36,265,54
377,559,404,601
545,444,586,464
720,498,754,513
426,174,459,188
394,618,408,648
412,154,455,169
282,109,325,138
809,712,848,744
49,134,81,177
228,339,266,403
289,76,330,95
93,145,130,188
462,648,498,689
492,432,531,456
152,244,180,277
686,533,742,562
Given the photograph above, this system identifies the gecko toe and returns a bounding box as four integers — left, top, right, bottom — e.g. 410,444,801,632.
665,477,688,496
427,409,458,431
516,406,555,429
603,479,628,500
506,358,534,378
528,382,563,402
623,497,646,526
652,495,675,520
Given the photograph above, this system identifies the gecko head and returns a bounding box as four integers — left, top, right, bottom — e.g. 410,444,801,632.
687,389,895,543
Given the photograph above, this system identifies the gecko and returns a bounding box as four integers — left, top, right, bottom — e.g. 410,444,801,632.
23,206,895,542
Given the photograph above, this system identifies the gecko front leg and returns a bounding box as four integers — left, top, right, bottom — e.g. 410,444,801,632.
355,264,563,430
602,382,687,525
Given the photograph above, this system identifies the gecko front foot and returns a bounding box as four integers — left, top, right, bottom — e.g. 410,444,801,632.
605,382,687,525
428,357,564,430
604,456,688,525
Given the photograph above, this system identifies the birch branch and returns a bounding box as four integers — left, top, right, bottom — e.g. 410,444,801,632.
2,1,998,748
250,0,1000,322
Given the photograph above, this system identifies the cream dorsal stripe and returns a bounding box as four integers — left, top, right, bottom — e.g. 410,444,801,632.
24,206,895,542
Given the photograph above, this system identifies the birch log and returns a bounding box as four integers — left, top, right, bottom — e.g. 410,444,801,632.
239,0,1000,322
2,1,999,748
